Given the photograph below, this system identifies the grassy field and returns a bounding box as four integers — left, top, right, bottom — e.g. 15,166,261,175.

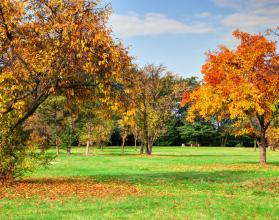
1,146,279,220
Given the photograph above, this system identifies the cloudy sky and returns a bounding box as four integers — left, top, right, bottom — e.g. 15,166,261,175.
105,0,279,78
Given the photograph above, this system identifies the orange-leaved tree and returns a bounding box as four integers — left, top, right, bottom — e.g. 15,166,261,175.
182,30,279,165
0,0,131,182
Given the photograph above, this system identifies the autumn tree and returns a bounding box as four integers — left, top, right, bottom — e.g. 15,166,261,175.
78,117,113,155
182,30,279,164
25,96,67,155
135,65,185,154
0,0,131,182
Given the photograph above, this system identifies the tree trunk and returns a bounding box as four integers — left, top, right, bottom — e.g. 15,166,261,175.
258,133,267,165
67,112,73,155
254,139,257,151
140,143,144,154
67,146,71,155
134,136,137,150
145,144,151,155
85,140,90,155
143,94,150,155
121,136,125,154
145,140,152,155
55,123,59,156
224,133,228,147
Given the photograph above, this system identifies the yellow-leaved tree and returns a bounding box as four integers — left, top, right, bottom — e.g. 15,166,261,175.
0,0,131,182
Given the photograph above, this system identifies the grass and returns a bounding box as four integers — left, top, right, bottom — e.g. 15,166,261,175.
0,146,279,220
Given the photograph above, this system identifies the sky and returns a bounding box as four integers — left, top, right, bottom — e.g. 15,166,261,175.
105,0,279,78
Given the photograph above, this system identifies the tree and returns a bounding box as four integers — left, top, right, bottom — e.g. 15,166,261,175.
118,109,135,153
182,30,279,164
178,121,217,146
135,65,185,154
0,0,131,182
79,118,113,155
25,96,66,155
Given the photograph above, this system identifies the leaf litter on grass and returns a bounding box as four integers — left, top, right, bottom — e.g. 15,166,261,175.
0,177,140,202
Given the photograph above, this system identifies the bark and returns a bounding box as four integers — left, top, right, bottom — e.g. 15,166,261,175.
254,139,257,151
145,144,151,155
134,136,137,150
145,140,152,155
259,134,267,165
224,133,228,147
256,115,269,165
67,112,73,155
121,135,126,154
140,143,144,154
86,140,90,156
54,113,59,156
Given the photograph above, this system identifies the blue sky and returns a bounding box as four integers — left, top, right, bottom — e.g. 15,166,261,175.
105,0,279,78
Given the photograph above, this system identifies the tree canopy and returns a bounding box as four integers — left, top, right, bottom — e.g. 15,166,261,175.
182,30,279,164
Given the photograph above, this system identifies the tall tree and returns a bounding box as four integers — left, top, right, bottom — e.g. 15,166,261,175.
182,30,279,164
0,0,131,182
135,65,185,154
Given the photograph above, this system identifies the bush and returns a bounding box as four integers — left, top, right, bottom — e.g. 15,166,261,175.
235,143,245,148
0,127,53,183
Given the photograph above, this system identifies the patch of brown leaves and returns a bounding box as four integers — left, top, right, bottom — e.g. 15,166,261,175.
236,178,279,194
0,178,140,201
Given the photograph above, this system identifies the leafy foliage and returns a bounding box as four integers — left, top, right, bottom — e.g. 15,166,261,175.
0,0,131,181
182,30,279,164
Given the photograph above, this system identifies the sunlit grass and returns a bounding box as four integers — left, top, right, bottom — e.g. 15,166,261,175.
1,147,278,220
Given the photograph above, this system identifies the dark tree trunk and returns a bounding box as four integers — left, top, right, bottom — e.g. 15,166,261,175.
223,133,228,147
54,114,59,156
143,107,150,155
259,134,267,165
140,143,144,154
254,139,257,151
145,140,152,155
67,112,73,155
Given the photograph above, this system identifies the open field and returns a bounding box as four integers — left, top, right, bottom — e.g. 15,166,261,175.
1,147,279,220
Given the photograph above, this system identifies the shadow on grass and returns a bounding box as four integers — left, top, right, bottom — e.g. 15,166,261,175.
241,161,279,166
85,153,249,158
86,170,259,185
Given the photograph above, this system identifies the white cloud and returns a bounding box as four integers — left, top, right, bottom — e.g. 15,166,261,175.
109,13,215,38
195,12,212,18
222,13,278,31
213,0,279,31
212,0,243,9
211,0,279,48
213,0,279,10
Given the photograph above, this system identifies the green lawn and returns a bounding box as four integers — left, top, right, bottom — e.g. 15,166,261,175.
1,147,279,220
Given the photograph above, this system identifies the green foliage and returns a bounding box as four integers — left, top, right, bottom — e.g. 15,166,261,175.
178,122,217,145
235,143,245,148
60,127,78,147
0,127,53,182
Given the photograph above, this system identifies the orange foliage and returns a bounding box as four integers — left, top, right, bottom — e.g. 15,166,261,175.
183,29,279,163
0,178,140,201
185,30,279,130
